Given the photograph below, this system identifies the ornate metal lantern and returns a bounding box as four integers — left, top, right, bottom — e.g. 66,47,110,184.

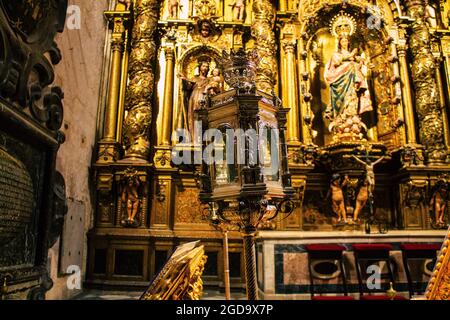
196,49,295,300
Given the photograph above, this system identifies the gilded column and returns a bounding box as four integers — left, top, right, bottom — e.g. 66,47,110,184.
282,40,300,143
252,0,277,93
123,0,159,161
98,10,129,163
116,19,130,144
442,36,450,146
434,55,450,148
298,36,312,144
279,0,287,12
161,46,175,146
397,40,417,145
406,0,447,164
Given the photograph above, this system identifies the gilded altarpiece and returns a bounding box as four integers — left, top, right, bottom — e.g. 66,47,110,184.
88,0,450,290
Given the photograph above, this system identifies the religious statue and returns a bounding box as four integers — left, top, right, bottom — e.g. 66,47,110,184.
429,179,448,228
121,173,141,227
351,155,385,194
199,20,212,38
206,67,224,95
215,162,229,185
329,174,349,224
324,13,373,141
352,175,370,224
229,0,246,21
168,0,182,19
179,59,212,139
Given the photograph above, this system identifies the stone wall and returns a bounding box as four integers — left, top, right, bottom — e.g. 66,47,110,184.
46,0,109,300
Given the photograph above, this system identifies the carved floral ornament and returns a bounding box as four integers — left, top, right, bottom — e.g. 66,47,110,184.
0,0,66,132
297,0,401,35
299,0,400,18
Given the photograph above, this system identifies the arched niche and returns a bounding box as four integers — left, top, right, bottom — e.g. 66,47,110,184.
174,45,223,132
297,1,404,149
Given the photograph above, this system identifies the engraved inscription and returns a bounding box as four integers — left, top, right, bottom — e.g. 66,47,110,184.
0,148,34,246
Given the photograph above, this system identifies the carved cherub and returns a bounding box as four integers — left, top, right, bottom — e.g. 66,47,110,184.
329,174,349,224
168,0,182,19
229,0,246,21
430,179,448,228
121,174,141,227
352,175,370,224
205,67,224,95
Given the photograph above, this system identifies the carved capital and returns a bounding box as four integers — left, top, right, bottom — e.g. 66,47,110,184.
396,42,409,57
154,149,172,168
282,40,296,54
110,37,124,52
164,46,175,61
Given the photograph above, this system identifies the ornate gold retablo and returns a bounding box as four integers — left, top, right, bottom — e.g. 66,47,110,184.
0,147,34,246
140,241,207,300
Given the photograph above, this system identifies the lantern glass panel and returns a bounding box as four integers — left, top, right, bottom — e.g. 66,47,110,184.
260,125,280,182
214,126,237,186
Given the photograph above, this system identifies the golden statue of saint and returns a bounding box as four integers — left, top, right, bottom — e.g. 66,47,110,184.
324,13,373,140
179,60,212,139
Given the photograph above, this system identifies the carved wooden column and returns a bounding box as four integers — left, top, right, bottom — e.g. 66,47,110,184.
161,46,175,147
98,9,129,163
282,39,300,143
433,54,450,149
397,39,418,145
252,0,277,93
123,0,159,161
406,0,447,164
297,35,312,144
441,36,450,146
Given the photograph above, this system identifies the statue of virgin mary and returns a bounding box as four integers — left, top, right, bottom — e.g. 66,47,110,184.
324,13,373,141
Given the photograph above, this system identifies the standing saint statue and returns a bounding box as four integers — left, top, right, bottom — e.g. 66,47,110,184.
229,0,246,21
324,13,373,141
168,0,182,19
179,59,212,140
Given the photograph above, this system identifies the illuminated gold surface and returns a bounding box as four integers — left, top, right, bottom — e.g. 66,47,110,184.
89,0,450,294
426,226,450,300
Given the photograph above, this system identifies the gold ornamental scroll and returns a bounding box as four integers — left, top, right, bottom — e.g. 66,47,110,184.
140,241,207,300
251,0,277,93
406,0,447,164
425,226,450,300
123,0,159,161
